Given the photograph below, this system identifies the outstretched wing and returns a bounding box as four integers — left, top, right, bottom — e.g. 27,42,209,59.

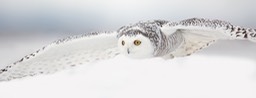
0,31,120,81
161,18,256,57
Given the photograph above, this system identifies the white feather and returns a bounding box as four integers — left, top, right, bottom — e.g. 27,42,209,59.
0,31,120,81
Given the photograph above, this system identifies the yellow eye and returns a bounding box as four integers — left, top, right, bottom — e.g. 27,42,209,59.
121,40,125,46
134,40,141,46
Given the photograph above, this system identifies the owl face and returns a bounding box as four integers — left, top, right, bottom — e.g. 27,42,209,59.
118,34,154,59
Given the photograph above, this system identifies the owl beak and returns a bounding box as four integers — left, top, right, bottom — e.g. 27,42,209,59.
127,48,130,54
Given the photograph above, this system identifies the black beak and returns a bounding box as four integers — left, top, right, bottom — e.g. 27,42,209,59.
127,48,130,54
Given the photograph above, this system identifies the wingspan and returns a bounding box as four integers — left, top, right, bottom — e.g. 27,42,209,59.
0,31,120,81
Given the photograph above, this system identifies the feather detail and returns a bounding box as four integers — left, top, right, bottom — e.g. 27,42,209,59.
161,18,255,57
0,31,119,81
170,32,216,57
163,18,256,42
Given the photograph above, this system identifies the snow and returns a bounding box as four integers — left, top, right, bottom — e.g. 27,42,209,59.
0,35,256,98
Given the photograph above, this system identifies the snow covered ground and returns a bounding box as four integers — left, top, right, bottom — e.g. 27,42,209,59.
0,34,256,98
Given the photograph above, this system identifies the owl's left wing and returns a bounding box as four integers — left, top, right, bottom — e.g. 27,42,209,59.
161,18,256,57
0,31,120,81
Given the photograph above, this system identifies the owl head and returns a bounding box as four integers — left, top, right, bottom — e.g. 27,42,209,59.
117,20,168,59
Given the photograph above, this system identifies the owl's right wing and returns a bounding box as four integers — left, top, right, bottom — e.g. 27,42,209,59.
0,31,120,81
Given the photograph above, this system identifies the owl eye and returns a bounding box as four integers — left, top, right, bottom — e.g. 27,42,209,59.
134,40,141,46
121,40,125,46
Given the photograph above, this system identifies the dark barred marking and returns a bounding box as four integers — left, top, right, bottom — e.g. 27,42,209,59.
166,18,256,40
244,34,248,38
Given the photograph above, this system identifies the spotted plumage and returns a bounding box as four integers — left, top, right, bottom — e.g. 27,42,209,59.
0,18,255,81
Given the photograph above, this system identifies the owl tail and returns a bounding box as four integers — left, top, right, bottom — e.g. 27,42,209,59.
230,26,256,42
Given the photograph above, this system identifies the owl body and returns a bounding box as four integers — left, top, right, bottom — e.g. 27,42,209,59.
117,20,185,58
0,18,255,81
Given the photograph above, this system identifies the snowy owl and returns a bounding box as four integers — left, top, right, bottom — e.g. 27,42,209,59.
0,18,255,81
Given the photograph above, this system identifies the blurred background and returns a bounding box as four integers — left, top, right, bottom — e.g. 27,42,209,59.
0,0,256,34
0,0,256,65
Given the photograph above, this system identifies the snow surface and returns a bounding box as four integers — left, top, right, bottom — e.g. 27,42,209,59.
0,35,256,98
